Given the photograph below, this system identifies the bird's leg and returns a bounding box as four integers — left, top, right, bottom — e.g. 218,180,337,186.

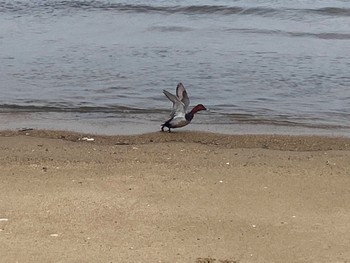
160,124,171,132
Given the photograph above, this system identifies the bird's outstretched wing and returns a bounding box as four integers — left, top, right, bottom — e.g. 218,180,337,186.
163,90,186,117
176,83,190,111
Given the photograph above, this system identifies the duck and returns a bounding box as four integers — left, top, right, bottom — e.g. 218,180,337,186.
161,83,206,132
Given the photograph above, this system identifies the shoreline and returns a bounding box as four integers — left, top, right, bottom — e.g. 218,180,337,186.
1,112,350,138
1,128,350,151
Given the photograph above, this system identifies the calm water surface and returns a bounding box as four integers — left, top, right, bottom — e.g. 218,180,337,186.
1,0,350,135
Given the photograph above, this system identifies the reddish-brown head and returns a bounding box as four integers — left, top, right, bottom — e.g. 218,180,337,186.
191,104,207,114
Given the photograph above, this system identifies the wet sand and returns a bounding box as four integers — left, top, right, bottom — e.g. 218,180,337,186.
1,129,350,262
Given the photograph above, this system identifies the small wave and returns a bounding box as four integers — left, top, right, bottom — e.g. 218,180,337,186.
290,32,350,40
225,28,350,40
310,7,350,17
1,1,350,18
0,104,164,114
0,2,244,15
217,112,350,130
148,26,193,32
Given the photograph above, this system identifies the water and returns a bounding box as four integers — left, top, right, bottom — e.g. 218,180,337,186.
1,0,350,135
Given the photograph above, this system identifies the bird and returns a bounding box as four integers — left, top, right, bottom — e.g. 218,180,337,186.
161,83,206,132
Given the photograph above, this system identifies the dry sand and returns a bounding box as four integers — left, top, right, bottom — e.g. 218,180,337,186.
1,129,350,263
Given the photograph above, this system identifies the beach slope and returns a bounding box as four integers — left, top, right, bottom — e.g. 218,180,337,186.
1,130,350,262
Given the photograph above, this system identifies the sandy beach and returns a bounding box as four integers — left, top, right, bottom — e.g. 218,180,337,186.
1,129,350,263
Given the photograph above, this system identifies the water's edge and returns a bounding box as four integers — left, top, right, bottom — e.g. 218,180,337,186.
1,115,349,137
